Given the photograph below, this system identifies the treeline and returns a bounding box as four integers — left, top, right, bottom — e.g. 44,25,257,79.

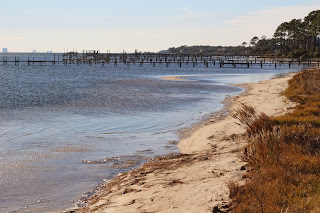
167,45,247,55
167,10,320,58
250,10,320,58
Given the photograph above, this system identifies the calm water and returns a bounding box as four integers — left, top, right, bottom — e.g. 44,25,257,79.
0,55,301,212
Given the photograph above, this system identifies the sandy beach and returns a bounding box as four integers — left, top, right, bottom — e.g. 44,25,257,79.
72,73,297,213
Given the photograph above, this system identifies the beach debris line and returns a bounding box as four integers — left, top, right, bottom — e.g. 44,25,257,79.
81,155,148,169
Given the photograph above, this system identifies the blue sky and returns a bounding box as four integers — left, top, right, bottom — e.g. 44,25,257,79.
0,0,319,53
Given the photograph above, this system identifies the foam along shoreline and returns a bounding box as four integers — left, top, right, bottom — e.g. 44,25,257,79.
72,73,297,213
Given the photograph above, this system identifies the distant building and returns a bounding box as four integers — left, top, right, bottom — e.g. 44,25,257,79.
47,50,52,53
32,50,36,53
158,50,169,54
2,48,8,53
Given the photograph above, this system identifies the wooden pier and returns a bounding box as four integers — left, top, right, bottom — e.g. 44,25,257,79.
0,52,319,68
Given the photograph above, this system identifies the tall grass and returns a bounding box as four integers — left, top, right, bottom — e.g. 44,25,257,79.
229,69,320,213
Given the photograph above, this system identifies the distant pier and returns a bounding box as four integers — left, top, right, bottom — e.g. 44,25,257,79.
0,51,319,68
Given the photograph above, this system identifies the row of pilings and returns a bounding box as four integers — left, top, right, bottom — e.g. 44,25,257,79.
0,53,319,68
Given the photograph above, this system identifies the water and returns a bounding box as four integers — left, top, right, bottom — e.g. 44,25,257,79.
0,55,301,212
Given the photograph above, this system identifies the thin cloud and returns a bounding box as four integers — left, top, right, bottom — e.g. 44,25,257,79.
225,4,320,27
168,7,210,23
176,7,189,11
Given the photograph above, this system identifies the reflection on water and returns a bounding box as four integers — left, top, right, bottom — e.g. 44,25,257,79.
0,59,300,212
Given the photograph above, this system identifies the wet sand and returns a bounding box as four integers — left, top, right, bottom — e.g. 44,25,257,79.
70,73,297,213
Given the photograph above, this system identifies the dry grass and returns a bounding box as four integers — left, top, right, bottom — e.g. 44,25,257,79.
229,69,320,213
232,104,274,136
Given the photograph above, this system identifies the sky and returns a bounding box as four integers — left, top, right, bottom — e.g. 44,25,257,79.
0,0,319,53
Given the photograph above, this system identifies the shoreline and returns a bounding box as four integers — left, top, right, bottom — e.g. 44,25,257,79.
69,73,297,213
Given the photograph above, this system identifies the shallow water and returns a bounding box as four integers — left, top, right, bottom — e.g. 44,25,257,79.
0,57,301,212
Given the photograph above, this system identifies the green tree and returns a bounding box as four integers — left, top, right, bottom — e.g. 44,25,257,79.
274,22,290,54
304,10,320,55
250,36,259,46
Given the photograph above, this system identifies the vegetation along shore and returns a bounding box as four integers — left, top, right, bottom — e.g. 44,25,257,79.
229,68,320,212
